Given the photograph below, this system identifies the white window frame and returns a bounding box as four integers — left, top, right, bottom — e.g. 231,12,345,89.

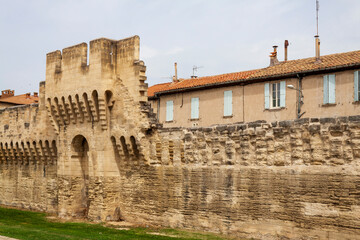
190,97,199,119
270,82,281,108
355,71,360,102
265,81,286,109
166,100,173,122
323,74,336,104
223,90,232,117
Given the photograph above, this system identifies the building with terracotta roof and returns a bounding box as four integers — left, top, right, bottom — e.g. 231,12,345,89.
0,90,39,109
148,41,360,127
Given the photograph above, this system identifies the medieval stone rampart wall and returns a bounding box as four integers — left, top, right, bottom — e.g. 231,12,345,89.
154,116,360,167
1,99,360,239
0,102,58,212
108,116,360,239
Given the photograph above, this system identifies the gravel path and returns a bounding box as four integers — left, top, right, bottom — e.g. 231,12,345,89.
0,236,17,240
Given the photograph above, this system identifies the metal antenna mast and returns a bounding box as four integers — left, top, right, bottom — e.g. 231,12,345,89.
316,0,320,35
192,65,203,77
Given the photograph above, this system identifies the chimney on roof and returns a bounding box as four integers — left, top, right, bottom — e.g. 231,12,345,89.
1,89,15,98
284,40,289,62
269,45,279,66
173,62,178,82
26,93,30,99
315,35,321,62
34,92,38,97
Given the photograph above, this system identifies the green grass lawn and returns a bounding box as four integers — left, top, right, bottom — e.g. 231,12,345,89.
0,206,241,240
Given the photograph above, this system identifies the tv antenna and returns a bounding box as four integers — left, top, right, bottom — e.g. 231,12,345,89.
192,65,203,77
316,0,319,35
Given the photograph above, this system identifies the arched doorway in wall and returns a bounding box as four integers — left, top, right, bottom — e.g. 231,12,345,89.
71,135,90,218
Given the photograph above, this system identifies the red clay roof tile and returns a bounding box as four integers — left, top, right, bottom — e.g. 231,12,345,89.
148,50,360,97
147,82,172,97
251,50,360,78
148,70,257,97
0,94,39,105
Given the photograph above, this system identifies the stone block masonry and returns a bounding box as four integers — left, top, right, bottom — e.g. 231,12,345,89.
144,116,360,239
1,36,360,240
0,103,58,212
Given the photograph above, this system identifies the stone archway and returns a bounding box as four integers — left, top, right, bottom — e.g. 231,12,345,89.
71,135,90,218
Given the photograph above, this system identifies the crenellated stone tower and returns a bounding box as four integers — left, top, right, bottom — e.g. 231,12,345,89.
45,36,151,220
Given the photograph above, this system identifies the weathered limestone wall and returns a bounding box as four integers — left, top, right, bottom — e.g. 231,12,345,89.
0,98,58,212
0,162,57,212
44,36,154,220
106,116,360,239
0,102,16,109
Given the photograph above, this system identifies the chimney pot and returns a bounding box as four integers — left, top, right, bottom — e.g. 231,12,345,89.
34,92,38,97
284,40,289,61
269,45,279,66
174,62,178,82
26,93,30,99
1,89,15,98
315,35,321,62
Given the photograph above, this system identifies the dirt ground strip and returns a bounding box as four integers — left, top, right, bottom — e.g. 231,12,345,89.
0,236,17,240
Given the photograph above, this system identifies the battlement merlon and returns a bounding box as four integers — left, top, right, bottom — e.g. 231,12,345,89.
45,36,147,102
46,36,140,77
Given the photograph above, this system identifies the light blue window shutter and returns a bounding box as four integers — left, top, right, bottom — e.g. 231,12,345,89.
280,81,286,107
224,90,232,116
166,100,173,121
191,97,199,119
264,83,270,109
329,74,336,104
355,71,359,101
323,75,329,104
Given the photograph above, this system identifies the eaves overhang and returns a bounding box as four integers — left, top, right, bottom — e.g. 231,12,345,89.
150,63,360,98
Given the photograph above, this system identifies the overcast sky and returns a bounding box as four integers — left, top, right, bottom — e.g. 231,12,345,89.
0,0,359,94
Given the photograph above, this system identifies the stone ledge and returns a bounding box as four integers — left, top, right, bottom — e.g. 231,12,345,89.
159,114,360,133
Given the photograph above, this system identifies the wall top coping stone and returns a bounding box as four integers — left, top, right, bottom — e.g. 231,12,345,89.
158,115,360,133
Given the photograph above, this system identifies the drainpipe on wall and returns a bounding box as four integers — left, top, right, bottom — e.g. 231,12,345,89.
297,74,305,119
156,96,160,122
242,85,245,123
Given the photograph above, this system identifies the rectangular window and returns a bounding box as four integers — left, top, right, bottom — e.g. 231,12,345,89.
271,82,281,108
166,100,173,121
224,90,232,116
323,74,336,104
191,97,199,119
355,71,360,101
265,81,285,109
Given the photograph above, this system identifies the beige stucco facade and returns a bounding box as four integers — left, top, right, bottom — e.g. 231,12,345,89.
302,69,360,118
156,85,245,127
152,69,360,127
